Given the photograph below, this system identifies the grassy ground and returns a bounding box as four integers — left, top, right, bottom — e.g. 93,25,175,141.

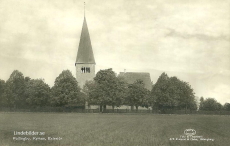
0,113,229,146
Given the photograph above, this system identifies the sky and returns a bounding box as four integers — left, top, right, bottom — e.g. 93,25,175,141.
0,0,229,104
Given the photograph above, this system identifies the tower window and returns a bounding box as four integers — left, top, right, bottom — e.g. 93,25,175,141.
81,67,90,73
81,67,85,73
86,67,90,73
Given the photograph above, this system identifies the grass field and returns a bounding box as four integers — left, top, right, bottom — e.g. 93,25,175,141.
0,113,229,146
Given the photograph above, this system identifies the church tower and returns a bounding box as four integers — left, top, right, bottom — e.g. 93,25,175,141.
75,16,96,88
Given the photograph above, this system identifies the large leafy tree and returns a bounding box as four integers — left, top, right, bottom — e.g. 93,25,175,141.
223,103,230,111
4,70,26,108
151,72,171,111
199,98,222,111
109,76,127,109
126,79,150,111
151,72,196,112
25,79,51,107
51,70,83,107
82,80,96,108
90,69,127,111
168,77,196,112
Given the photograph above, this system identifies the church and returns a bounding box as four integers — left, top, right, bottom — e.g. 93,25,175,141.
75,15,152,109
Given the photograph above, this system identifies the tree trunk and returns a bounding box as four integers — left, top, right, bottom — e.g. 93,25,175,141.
131,105,134,111
112,105,114,113
136,106,138,112
103,105,106,112
100,105,103,112
185,104,187,114
85,101,88,109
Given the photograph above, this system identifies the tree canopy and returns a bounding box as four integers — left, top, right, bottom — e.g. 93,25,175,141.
4,70,26,108
223,103,230,111
199,98,222,111
25,79,51,107
0,69,225,114
88,69,127,110
126,79,150,110
51,70,83,107
151,72,197,112
0,79,5,106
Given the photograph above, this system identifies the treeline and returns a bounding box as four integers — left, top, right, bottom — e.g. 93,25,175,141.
0,69,229,113
199,97,230,111
0,70,85,109
85,69,198,113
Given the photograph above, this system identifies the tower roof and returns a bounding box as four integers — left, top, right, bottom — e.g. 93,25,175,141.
76,17,95,64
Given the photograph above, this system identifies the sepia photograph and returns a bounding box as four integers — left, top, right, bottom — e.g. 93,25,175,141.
0,0,229,145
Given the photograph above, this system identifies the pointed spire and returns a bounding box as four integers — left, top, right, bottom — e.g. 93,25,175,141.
76,16,95,64
84,2,85,17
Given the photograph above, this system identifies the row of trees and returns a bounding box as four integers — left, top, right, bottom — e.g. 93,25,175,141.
83,69,198,113
0,70,85,109
0,69,228,112
83,69,149,111
199,97,230,111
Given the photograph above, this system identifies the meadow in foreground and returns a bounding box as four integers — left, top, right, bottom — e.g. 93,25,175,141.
0,113,229,146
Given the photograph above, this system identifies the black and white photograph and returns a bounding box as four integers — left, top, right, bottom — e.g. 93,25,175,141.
0,0,229,145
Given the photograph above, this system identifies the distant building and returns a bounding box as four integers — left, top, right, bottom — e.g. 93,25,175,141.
118,72,152,90
75,16,96,88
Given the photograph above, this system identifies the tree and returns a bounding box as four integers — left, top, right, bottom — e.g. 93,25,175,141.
109,76,127,110
199,98,222,111
199,97,204,110
126,79,149,111
151,72,196,113
0,79,5,107
51,70,83,107
169,77,196,112
151,72,171,112
91,68,127,111
25,79,51,107
82,80,96,108
223,103,230,111
4,70,26,108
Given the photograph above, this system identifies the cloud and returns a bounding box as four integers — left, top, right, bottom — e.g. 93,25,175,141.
166,28,230,41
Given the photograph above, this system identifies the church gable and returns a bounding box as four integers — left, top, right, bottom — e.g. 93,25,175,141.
118,72,152,90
